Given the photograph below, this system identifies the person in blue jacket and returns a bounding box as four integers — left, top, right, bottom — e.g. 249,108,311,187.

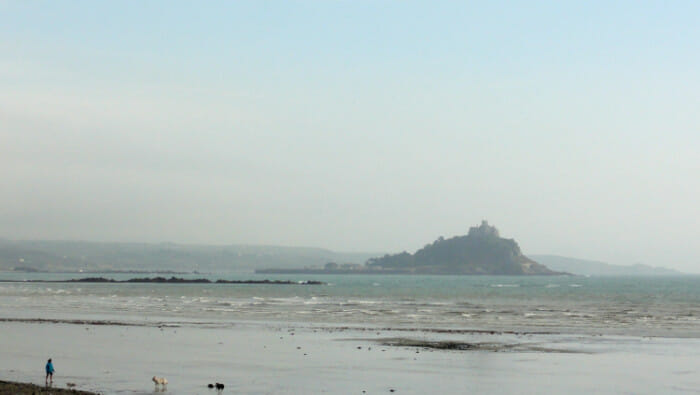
45,358,55,385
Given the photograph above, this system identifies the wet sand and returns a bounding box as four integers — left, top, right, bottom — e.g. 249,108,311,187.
0,380,97,394
1,320,699,394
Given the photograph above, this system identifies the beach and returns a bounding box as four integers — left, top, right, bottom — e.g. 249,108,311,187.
1,320,700,394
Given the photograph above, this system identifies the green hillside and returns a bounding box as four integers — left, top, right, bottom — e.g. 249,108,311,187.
0,239,375,273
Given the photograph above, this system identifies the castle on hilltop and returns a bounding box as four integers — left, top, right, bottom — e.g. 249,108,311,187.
468,220,500,238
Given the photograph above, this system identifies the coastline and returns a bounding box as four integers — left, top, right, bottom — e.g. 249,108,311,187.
0,380,97,394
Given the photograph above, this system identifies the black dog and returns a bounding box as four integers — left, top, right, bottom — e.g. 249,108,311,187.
216,383,225,390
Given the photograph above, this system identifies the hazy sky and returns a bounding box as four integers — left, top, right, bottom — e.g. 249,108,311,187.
1,1,699,271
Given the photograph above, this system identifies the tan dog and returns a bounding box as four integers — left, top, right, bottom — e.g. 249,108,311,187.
152,376,168,386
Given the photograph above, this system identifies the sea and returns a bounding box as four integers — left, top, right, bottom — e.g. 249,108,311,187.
1,272,698,337
1,273,700,394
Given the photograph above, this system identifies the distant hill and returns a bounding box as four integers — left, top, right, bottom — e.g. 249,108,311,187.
366,221,561,275
0,239,376,273
530,255,683,276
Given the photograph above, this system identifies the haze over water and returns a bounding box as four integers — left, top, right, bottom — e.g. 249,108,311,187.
2,1,700,273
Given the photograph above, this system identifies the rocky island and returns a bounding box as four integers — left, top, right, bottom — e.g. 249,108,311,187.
257,221,563,275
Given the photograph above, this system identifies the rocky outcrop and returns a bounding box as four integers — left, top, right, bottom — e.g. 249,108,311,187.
366,221,561,275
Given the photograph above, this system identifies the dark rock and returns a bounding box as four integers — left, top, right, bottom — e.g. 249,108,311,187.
365,221,563,275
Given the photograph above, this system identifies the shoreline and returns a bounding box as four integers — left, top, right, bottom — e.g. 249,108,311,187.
0,380,98,394
2,320,699,394
2,315,698,339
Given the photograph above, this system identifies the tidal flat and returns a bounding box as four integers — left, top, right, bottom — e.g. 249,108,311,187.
1,321,699,394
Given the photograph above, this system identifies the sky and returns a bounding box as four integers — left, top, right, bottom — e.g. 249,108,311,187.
1,1,699,272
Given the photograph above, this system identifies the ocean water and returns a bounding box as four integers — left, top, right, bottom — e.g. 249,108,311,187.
1,273,698,337
2,273,700,394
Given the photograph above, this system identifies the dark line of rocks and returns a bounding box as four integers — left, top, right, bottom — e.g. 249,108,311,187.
0,277,324,285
